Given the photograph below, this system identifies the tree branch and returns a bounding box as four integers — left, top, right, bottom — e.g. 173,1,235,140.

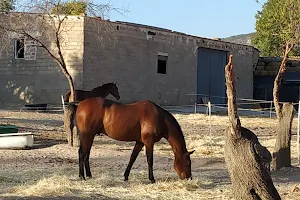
0,24,65,66
225,55,241,139
273,43,294,118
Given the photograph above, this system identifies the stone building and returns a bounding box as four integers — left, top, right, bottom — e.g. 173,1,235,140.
0,12,259,106
254,57,300,107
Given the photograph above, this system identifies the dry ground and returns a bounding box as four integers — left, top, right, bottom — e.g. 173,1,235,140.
0,109,300,199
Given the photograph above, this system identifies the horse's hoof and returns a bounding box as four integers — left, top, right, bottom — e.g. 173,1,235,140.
79,175,86,181
150,179,156,184
124,177,129,182
86,176,92,180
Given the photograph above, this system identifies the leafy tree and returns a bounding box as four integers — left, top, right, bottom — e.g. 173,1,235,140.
0,0,15,12
254,0,300,170
253,0,300,56
270,0,299,170
51,1,87,15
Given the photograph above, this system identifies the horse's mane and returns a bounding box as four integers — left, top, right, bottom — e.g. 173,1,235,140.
154,103,186,142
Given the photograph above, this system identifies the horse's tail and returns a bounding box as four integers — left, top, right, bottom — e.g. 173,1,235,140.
68,102,78,127
64,102,80,146
64,91,71,102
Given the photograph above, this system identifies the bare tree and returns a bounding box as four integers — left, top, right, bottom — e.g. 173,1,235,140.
0,0,125,146
272,44,296,169
224,55,281,199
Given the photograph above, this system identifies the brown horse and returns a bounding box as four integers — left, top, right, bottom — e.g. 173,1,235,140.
64,83,120,102
75,97,195,183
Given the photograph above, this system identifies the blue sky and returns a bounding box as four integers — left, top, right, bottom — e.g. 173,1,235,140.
108,0,267,39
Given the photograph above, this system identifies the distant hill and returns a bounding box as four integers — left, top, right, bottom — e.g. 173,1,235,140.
222,32,255,46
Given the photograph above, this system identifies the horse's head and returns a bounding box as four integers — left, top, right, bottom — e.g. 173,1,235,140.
108,83,120,100
174,150,195,180
92,83,120,100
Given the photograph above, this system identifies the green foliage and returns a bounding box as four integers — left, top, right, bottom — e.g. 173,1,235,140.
0,0,15,12
51,1,87,15
252,0,300,56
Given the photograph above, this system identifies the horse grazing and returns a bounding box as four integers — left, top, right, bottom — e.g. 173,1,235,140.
64,83,120,102
76,97,195,183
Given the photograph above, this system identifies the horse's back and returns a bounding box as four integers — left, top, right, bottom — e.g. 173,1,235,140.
76,97,106,134
76,98,167,141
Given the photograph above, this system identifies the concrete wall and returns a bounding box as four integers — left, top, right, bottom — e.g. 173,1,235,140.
0,13,84,105
83,18,197,105
0,13,259,106
83,18,259,105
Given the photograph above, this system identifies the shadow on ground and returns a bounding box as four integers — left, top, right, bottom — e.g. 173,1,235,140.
1,195,119,200
30,137,66,149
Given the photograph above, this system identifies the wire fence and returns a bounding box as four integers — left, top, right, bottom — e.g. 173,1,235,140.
1,93,300,163
0,92,298,118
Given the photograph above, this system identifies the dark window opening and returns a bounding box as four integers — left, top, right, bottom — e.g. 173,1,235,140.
116,25,119,30
157,55,167,74
15,38,25,59
148,31,156,35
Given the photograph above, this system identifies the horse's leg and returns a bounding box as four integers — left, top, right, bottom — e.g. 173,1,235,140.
84,150,92,178
78,146,85,180
78,134,95,180
145,143,155,183
124,142,144,181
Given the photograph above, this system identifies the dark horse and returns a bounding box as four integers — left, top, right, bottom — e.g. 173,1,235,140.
64,83,120,102
75,97,195,183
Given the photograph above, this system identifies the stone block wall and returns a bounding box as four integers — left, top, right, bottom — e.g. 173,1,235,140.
0,13,84,105
83,18,259,105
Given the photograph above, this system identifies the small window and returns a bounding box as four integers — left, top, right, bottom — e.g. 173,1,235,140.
14,38,25,59
157,55,167,74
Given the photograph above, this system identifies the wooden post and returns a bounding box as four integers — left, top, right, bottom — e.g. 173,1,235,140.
297,100,300,164
208,101,212,154
270,101,272,119
61,95,65,111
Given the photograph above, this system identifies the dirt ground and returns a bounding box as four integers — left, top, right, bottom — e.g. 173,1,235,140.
0,109,300,200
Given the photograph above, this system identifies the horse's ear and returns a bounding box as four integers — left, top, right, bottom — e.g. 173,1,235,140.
188,150,195,155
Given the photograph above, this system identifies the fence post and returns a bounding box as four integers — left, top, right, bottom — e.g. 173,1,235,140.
208,101,213,155
61,95,65,111
269,101,272,119
194,103,197,114
297,100,300,164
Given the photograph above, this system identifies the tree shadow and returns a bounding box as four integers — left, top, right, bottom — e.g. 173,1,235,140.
0,26,83,105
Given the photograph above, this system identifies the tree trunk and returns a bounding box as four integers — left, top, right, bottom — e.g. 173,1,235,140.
272,44,295,169
272,103,295,169
61,66,78,147
225,55,281,200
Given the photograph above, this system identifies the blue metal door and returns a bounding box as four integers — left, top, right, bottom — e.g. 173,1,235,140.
197,48,227,105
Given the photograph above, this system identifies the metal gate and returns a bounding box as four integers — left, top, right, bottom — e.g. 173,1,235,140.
197,48,227,104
